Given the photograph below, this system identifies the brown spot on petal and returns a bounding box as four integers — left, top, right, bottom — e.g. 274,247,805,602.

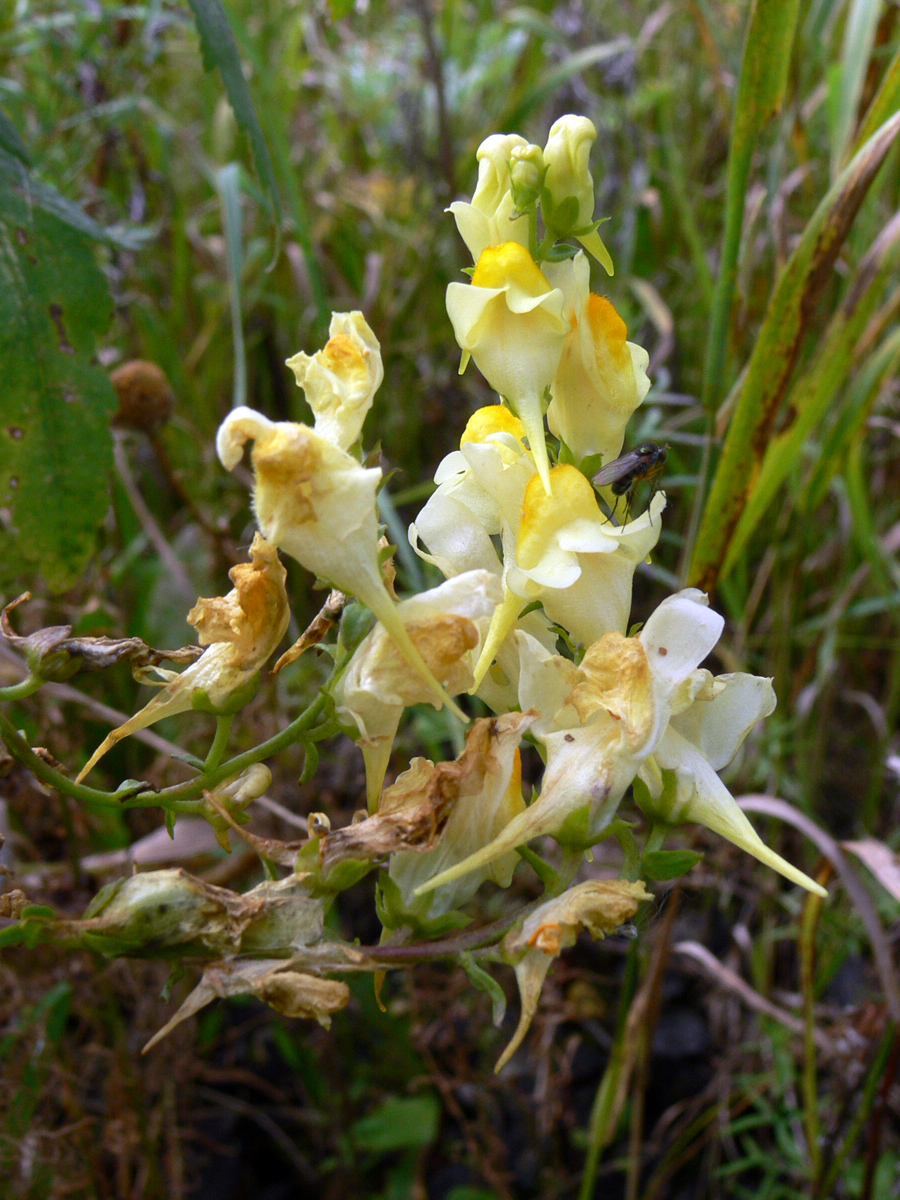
658,646,668,656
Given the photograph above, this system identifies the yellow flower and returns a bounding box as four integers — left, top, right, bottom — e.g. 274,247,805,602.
445,242,567,493
217,407,465,721
285,311,383,451
496,879,652,1070
542,115,613,274
76,534,289,781
447,133,535,262
335,570,501,807
544,253,651,465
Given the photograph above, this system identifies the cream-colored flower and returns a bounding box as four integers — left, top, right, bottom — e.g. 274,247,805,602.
76,534,289,781
335,570,502,807
544,253,651,465
445,242,567,493
415,591,824,898
448,133,536,262
496,879,652,1069
542,115,613,274
217,406,465,720
412,415,664,690
285,311,383,451
388,710,533,918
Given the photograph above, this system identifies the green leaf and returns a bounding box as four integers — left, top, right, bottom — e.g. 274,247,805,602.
641,849,703,881
829,0,881,174
0,147,146,250
722,209,900,574
700,0,802,410
689,110,900,593
0,107,31,166
0,172,117,592
460,952,508,1026
183,0,281,225
349,1094,440,1153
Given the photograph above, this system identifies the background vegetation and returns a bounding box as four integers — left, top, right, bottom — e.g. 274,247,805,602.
1,0,899,1196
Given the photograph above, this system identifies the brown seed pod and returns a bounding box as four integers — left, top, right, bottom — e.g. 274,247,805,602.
110,360,175,434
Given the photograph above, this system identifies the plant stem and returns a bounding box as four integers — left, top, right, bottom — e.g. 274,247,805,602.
204,715,234,772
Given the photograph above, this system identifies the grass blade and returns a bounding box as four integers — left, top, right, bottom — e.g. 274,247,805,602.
700,0,801,412
688,110,900,593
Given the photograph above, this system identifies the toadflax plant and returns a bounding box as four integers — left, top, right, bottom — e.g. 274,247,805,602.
0,115,826,1069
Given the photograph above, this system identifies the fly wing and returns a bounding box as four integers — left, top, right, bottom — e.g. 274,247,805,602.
591,449,641,488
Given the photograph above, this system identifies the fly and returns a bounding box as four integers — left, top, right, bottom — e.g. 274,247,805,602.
591,441,668,520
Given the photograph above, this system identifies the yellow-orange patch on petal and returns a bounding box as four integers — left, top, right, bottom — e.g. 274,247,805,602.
471,242,551,294
587,294,629,370
461,405,527,446
569,632,654,750
516,464,601,570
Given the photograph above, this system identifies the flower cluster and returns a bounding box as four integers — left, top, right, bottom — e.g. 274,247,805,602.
70,115,824,1064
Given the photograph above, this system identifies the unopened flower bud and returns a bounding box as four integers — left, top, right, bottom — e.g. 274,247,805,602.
508,144,545,213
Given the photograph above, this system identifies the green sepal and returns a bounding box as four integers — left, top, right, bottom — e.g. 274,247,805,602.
190,673,260,716
641,849,703,881
299,741,320,784
337,602,375,657
375,871,470,938
460,952,507,1026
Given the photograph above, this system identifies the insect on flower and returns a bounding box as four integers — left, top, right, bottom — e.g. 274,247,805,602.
591,441,669,521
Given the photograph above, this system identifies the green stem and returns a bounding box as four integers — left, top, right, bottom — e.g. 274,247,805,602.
579,943,639,1200
799,884,824,1177
204,715,234,772
0,691,333,813
0,675,45,702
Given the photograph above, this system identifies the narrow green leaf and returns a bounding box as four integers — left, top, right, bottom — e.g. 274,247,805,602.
688,110,900,593
183,0,281,225
829,0,881,175
801,324,900,511
215,163,247,409
722,208,900,575
0,107,31,166
850,37,900,161
0,176,118,591
700,0,802,410
0,147,146,250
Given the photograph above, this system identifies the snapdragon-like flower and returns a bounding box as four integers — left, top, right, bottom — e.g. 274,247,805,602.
335,570,502,807
542,115,613,274
387,710,534,918
544,253,651,465
75,533,289,782
410,407,665,689
496,878,652,1069
448,133,536,262
285,311,383,451
446,242,567,494
216,406,465,721
415,591,824,898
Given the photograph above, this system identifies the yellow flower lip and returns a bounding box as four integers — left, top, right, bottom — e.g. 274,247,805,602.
471,242,553,294
460,405,527,446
